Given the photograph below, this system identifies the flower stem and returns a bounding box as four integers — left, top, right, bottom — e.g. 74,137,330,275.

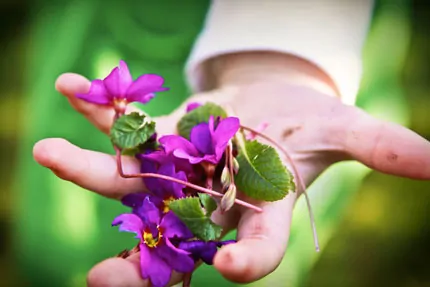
182,272,192,287
114,147,263,213
240,125,320,252
227,141,235,185
206,176,213,190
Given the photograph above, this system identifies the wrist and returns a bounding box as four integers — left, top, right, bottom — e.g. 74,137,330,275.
205,51,341,98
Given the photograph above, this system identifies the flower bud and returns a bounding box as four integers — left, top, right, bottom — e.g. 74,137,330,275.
221,166,231,187
220,184,237,213
233,158,240,174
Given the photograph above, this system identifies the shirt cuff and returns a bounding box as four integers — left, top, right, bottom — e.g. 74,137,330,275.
185,0,374,105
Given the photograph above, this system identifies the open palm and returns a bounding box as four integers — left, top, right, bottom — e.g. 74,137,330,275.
33,73,430,287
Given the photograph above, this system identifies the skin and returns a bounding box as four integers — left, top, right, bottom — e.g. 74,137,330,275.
33,52,430,286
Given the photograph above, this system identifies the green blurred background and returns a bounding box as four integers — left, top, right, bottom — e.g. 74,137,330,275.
0,0,429,286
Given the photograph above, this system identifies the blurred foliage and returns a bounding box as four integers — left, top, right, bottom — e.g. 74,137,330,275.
307,1,430,286
0,0,429,286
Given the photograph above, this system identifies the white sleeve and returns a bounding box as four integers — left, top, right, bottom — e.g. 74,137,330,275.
185,0,374,105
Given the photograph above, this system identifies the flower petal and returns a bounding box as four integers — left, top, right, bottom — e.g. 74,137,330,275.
140,243,172,287
174,150,218,165
121,192,146,208
140,150,169,164
159,135,198,156
208,115,216,135
198,246,218,265
76,79,111,105
157,162,186,198
112,213,143,239
216,239,236,247
140,151,195,181
147,195,164,211
213,117,240,161
190,122,214,155
173,149,205,164
103,60,133,98
140,160,161,195
179,240,236,265
157,239,194,273
160,211,193,239
126,74,169,104
159,135,204,165
178,240,218,265
136,196,161,226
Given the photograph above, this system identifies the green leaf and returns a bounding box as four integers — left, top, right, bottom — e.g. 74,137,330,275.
177,103,227,139
120,141,159,156
110,112,156,150
235,138,295,201
169,196,222,241
198,193,218,216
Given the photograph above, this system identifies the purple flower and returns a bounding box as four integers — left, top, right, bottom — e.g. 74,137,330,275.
121,191,171,219
76,60,168,108
122,161,187,213
179,240,236,265
159,116,240,165
138,150,198,183
121,192,150,214
113,197,194,287
141,161,187,200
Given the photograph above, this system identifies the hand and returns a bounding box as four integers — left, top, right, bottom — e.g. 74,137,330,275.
33,53,430,287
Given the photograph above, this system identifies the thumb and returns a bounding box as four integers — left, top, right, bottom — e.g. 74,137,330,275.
344,109,430,180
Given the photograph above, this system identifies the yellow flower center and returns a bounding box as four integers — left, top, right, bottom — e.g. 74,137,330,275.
143,228,162,248
162,196,175,213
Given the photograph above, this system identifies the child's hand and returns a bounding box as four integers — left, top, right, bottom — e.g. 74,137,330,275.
33,66,430,287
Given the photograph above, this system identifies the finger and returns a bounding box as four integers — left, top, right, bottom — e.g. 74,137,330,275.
213,192,297,283
33,138,144,199
87,253,184,287
87,254,145,287
57,72,238,136
55,73,140,134
345,111,430,180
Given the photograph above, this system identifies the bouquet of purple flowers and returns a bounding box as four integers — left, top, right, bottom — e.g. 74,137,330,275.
77,60,317,287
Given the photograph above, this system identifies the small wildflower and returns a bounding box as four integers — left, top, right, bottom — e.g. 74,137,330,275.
140,161,187,200
125,160,187,213
138,150,196,182
76,60,168,111
159,116,240,165
113,197,194,287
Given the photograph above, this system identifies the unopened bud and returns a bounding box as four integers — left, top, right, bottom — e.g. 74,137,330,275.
233,158,240,174
220,185,237,213
221,166,231,187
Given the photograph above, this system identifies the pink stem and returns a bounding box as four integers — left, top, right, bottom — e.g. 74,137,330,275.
240,125,320,251
114,147,263,213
